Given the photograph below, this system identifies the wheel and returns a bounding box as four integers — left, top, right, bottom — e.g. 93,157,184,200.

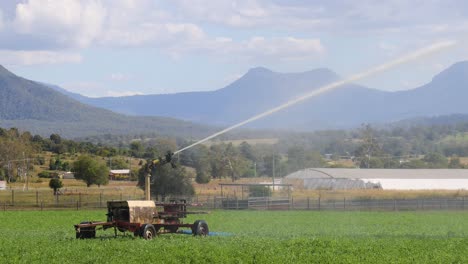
76,222,96,239
192,220,209,236
140,224,156,240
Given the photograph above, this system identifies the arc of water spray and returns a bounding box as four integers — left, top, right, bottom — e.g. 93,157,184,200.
174,40,456,155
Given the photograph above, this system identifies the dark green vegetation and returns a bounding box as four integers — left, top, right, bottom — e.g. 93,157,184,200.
0,65,213,138
48,178,63,195
1,210,468,263
137,160,195,197
2,119,468,194
72,155,109,187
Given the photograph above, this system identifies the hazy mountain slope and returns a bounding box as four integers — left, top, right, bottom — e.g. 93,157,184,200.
0,65,214,138
49,61,468,130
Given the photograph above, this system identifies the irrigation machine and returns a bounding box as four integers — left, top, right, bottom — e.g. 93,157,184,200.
74,153,209,239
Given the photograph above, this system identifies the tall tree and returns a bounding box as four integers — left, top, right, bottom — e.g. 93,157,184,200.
138,160,194,197
0,128,35,182
73,155,109,187
49,178,63,195
354,124,383,168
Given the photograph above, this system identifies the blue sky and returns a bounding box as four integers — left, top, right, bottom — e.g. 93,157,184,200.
0,0,467,97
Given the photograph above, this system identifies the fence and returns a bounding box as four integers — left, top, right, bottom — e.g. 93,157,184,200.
0,189,144,211
2,189,468,211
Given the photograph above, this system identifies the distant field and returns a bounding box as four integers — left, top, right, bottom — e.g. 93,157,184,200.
1,210,468,263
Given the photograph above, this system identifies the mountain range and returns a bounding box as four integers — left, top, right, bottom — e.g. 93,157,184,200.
1,61,468,138
52,61,468,130
0,65,215,138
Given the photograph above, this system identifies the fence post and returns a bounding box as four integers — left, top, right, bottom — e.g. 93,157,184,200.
11,190,14,206
36,191,39,206
100,192,103,208
463,197,465,210
41,201,44,211
393,199,396,211
318,197,321,211
307,197,310,210
344,198,346,210
3,202,6,211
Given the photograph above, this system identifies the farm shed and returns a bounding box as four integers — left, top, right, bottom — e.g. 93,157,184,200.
285,168,468,190
109,169,131,180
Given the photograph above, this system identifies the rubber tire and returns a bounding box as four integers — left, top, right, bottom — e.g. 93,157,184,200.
76,222,96,239
140,224,156,240
192,220,209,236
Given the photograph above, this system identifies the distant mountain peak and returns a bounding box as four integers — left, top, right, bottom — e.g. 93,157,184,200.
246,66,275,76
432,60,468,83
300,67,339,79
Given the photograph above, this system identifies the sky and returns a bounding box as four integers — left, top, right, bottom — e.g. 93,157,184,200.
0,0,467,97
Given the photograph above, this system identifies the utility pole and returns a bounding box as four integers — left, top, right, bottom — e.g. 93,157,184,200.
129,157,132,180
254,162,257,178
26,156,29,191
272,155,275,192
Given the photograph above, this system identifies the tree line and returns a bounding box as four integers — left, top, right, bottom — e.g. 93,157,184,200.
1,120,467,196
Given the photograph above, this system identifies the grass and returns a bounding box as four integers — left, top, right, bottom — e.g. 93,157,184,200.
1,210,468,263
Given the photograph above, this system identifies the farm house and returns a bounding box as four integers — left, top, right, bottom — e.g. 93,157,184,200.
285,169,468,190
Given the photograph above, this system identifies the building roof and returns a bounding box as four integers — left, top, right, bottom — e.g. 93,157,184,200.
285,168,468,179
110,169,130,174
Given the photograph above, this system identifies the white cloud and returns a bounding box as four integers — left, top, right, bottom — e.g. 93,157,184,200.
171,0,326,29
99,22,205,47
0,50,82,66
13,0,106,48
170,0,468,36
0,0,465,66
182,36,325,62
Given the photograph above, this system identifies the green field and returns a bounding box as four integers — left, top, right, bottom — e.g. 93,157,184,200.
1,210,468,263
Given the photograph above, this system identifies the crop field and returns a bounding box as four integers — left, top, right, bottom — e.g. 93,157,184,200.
1,210,468,263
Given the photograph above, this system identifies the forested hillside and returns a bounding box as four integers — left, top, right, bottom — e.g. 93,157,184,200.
0,65,215,138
